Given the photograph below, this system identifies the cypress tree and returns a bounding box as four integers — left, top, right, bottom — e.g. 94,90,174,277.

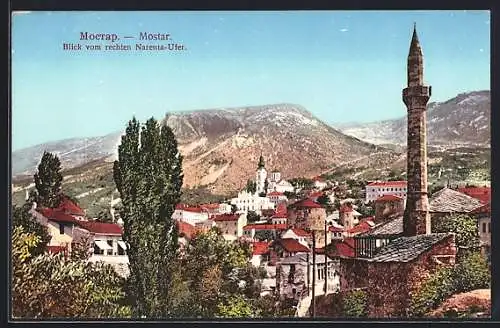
113,117,183,318
33,151,63,208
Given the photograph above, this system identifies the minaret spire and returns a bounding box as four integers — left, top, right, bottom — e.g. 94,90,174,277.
402,23,432,236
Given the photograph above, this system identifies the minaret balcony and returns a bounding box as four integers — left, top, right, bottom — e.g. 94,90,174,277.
403,85,431,98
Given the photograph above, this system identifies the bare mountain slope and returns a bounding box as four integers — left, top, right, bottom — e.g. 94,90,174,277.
13,103,386,194
335,90,490,148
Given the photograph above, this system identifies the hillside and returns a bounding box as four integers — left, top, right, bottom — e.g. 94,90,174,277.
12,103,390,199
335,90,490,148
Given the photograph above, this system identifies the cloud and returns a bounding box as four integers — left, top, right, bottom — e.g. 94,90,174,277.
339,28,349,32
12,11,32,16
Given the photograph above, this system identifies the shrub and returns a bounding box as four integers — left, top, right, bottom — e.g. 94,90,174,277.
342,289,368,318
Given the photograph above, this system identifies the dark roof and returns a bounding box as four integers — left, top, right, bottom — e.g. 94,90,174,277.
361,233,452,263
429,188,483,213
75,221,123,235
359,216,403,238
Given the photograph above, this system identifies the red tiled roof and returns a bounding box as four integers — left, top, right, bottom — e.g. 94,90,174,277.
279,238,310,253
347,221,373,235
292,199,323,209
312,176,325,182
252,241,270,255
77,221,123,235
329,226,344,233
275,202,288,215
336,241,355,258
244,224,288,231
457,187,491,204
367,181,407,187
47,245,68,255
268,191,285,196
292,228,311,237
38,207,122,235
38,208,78,224
177,220,197,239
376,194,404,202
343,237,355,249
58,197,85,216
200,203,220,210
213,214,240,222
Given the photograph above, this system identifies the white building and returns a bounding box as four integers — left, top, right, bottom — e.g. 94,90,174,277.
218,203,233,214
365,181,407,203
270,179,295,194
230,190,275,215
172,204,210,225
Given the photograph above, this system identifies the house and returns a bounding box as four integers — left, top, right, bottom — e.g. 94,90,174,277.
199,203,222,215
471,203,491,261
365,181,407,204
281,228,311,247
308,191,324,202
213,213,248,241
344,217,376,238
270,202,288,225
243,223,288,240
329,221,345,240
339,203,362,229
31,202,129,277
250,241,271,267
176,220,198,249
272,238,311,260
277,253,340,302
218,203,233,214
428,187,484,224
270,179,295,194
173,204,209,225
267,191,288,205
230,190,275,215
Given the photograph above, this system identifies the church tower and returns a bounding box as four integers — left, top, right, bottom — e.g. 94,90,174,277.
255,153,268,195
402,24,432,236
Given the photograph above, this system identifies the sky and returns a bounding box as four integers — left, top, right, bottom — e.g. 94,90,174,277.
11,10,490,151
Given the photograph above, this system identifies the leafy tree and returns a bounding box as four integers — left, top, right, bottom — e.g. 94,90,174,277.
342,289,368,318
317,194,335,214
11,226,130,319
12,203,51,256
113,117,183,318
168,229,260,318
409,251,490,317
247,211,260,223
289,177,314,190
283,191,296,199
432,214,480,252
216,295,255,318
254,230,274,241
231,204,238,214
95,209,113,223
33,151,64,208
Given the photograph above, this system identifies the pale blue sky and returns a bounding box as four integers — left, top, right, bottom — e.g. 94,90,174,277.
11,10,490,151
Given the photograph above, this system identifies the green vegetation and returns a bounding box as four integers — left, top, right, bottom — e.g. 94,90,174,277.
12,226,130,319
409,251,490,317
247,211,260,223
33,151,64,208
245,179,257,194
342,289,368,318
113,116,183,318
12,203,51,257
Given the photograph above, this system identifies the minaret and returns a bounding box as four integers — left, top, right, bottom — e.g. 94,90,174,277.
402,24,432,236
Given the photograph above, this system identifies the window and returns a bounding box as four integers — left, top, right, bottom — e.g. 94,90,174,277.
483,222,487,233
59,224,65,235
488,222,491,233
